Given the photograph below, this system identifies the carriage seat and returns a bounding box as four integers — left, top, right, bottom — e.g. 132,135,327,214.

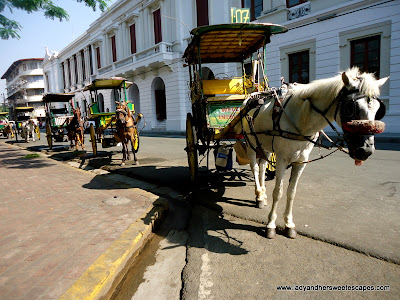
54,116,72,127
203,78,245,95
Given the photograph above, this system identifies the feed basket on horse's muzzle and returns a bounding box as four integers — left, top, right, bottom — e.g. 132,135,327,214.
342,120,385,134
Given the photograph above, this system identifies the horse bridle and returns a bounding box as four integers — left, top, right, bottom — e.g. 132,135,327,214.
116,107,136,129
334,87,385,122
242,82,386,165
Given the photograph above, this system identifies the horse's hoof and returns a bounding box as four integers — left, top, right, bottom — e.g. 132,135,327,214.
285,227,297,239
256,200,267,209
121,162,125,166
266,228,276,239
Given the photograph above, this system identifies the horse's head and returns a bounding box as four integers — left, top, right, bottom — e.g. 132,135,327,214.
337,68,388,165
116,102,128,124
73,107,81,118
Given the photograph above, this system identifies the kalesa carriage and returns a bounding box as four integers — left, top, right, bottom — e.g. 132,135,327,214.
86,77,143,164
14,106,40,142
0,111,14,139
42,93,77,150
183,23,287,183
183,23,388,239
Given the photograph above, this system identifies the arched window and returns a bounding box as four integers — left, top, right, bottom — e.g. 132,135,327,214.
201,67,215,80
83,100,88,117
153,77,166,121
98,93,104,112
129,84,141,113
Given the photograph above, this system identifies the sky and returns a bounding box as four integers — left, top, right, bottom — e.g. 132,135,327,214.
0,0,116,101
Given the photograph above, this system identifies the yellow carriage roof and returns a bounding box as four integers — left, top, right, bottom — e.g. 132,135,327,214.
15,107,34,112
0,112,9,116
84,77,133,91
183,23,287,64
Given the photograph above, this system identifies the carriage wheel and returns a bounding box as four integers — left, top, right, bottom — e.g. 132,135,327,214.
90,124,97,157
35,125,40,140
186,113,198,183
46,124,53,149
133,127,139,153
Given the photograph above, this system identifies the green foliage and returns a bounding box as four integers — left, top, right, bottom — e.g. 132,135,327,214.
0,0,109,40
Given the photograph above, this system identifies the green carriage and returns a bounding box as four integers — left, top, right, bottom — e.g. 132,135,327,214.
42,93,75,149
85,77,141,156
0,112,14,138
14,107,40,141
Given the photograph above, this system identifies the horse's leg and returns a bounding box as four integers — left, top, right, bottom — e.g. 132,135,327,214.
248,150,265,208
76,134,80,151
121,139,127,166
125,136,131,162
258,157,268,204
80,129,85,150
266,160,287,238
283,163,307,239
32,128,35,142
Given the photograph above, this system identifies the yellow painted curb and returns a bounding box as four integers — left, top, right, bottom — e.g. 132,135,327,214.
60,198,168,300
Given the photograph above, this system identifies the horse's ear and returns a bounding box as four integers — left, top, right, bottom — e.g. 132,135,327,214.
377,76,389,87
342,72,350,86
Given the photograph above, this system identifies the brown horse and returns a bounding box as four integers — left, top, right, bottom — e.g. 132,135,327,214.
66,108,85,151
114,102,142,165
2,123,14,139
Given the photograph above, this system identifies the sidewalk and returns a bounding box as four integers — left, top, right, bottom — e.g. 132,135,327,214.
0,142,168,299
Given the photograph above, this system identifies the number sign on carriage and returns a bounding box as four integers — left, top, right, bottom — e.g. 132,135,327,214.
230,7,250,23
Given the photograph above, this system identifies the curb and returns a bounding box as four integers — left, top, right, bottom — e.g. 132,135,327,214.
60,198,168,300
1,140,170,299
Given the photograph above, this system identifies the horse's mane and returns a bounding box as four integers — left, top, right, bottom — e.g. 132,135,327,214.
286,67,381,128
291,67,381,101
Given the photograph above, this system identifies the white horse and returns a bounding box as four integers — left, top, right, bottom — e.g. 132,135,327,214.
21,119,38,142
239,67,388,239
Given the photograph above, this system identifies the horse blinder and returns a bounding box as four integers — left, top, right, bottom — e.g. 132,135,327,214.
375,99,386,120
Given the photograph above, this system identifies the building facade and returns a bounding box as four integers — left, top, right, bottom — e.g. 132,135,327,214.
43,0,245,132
43,0,399,133
1,58,45,119
257,0,399,133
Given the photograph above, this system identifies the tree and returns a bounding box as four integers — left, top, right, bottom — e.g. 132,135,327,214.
0,0,109,40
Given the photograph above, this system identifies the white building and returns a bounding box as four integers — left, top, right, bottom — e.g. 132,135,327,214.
43,0,399,133
257,0,399,133
1,58,46,119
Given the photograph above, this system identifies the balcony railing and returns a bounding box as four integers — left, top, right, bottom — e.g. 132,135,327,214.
96,42,175,77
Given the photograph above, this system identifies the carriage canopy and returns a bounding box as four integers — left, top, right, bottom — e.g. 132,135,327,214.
183,23,288,64
83,77,133,91
15,107,34,113
42,93,75,103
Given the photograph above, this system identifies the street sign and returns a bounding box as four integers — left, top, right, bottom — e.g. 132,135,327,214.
230,7,250,23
